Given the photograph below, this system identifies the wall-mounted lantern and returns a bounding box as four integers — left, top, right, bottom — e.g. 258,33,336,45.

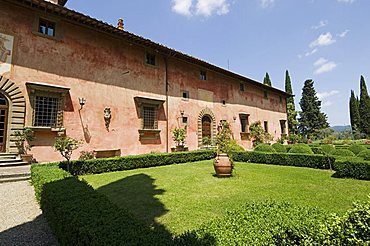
78,97,86,110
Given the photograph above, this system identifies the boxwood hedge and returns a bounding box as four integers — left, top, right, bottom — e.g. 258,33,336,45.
60,150,216,175
254,144,276,153
232,151,335,169
333,159,370,180
31,164,213,246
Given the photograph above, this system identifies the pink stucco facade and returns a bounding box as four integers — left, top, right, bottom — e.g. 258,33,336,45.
0,0,288,162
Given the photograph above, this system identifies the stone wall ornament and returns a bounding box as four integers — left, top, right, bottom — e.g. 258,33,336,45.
104,107,111,131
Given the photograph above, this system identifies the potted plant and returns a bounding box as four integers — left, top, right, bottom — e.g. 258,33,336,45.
202,136,212,149
14,128,35,163
171,127,187,152
214,121,233,177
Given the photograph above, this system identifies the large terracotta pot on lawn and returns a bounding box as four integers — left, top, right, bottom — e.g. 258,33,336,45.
213,153,232,177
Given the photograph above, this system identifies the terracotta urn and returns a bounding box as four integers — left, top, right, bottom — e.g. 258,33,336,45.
213,153,232,177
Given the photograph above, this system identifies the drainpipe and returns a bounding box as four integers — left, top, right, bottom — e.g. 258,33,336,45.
164,55,169,153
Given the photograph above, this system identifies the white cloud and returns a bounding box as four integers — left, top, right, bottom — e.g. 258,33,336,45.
196,0,230,16
172,0,193,16
337,0,355,3
305,48,318,57
338,29,350,38
171,0,230,17
259,0,275,8
310,32,336,48
317,90,340,100
322,101,333,108
314,57,328,66
314,61,337,75
312,20,328,30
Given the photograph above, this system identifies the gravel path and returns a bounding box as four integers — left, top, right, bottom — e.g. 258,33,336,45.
0,181,58,246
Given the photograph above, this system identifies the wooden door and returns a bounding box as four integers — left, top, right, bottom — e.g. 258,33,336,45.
202,116,212,139
0,95,8,152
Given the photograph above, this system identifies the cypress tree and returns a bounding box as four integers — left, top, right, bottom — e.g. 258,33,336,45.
284,70,298,134
359,76,370,135
349,90,361,134
263,72,272,86
298,79,329,138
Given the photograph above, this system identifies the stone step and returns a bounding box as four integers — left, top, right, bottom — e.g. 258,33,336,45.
0,175,30,183
0,165,31,179
0,160,28,167
0,154,18,160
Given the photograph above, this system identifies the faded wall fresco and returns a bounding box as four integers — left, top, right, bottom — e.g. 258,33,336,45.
0,33,13,76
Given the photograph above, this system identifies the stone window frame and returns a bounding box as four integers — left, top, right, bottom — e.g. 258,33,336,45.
145,51,157,66
134,97,164,140
32,14,60,40
26,82,69,132
264,121,269,133
200,70,207,81
239,113,250,140
181,90,189,100
280,120,287,136
240,82,245,92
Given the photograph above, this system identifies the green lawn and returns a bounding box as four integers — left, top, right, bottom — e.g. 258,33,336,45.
82,161,370,235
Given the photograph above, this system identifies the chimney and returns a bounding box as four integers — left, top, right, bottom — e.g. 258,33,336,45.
117,18,124,30
44,0,68,6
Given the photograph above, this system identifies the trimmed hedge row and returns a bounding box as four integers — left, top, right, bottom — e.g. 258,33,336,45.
189,200,370,245
191,201,326,245
333,159,370,180
60,150,216,175
233,151,335,169
31,164,211,245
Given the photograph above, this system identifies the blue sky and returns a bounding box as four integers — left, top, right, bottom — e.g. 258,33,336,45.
66,0,370,126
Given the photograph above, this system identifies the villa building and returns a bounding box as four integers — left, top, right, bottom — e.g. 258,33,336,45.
0,0,289,162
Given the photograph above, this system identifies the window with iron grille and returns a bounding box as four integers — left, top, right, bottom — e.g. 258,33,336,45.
34,95,62,127
142,106,157,129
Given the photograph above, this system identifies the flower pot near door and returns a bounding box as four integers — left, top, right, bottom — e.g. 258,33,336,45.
213,153,232,177
21,154,33,164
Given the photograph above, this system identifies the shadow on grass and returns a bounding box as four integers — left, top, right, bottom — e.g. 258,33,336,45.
96,173,168,228
40,174,214,245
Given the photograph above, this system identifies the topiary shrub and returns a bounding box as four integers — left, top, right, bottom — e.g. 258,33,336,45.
288,144,314,155
357,149,370,161
254,144,276,153
348,144,367,155
320,144,336,155
331,149,355,157
271,143,287,153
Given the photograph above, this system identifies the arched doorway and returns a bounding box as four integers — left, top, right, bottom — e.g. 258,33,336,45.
0,94,8,152
202,115,212,139
197,108,217,147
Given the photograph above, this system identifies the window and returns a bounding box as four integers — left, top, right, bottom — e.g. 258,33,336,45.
182,116,188,125
182,91,189,100
240,83,245,92
264,121,269,133
146,52,156,66
264,91,268,99
222,100,226,106
280,120,287,135
200,70,207,80
38,19,56,37
279,96,283,103
34,95,62,127
134,97,164,135
27,82,69,129
240,114,249,133
142,106,157,129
